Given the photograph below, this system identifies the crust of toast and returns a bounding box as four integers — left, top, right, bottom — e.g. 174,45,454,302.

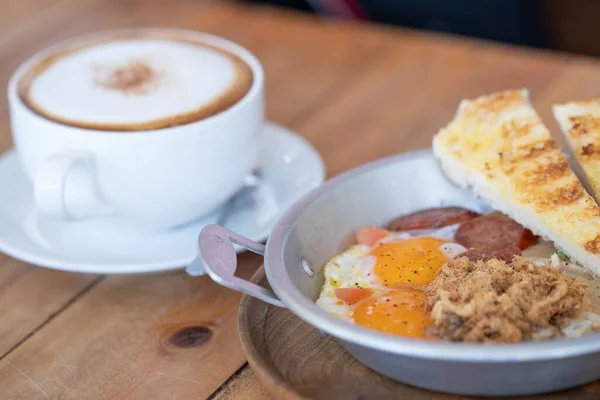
554,100,600,201
433,89,600,276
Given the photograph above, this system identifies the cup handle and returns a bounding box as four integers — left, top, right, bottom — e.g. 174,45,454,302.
34,153,114,220
190,224,286,308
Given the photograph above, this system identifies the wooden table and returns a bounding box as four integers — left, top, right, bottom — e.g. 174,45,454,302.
1,0,600,398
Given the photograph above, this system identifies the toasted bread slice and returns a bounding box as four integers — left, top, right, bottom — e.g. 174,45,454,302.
554,100,600,201
433,89,600,275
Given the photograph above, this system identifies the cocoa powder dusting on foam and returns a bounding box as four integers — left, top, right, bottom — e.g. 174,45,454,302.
93,59,162,95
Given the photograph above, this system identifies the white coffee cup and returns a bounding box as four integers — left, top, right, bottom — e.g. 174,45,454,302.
8,28,264,231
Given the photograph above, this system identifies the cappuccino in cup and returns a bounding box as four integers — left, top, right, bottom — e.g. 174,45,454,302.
9,29,264,230
18,33,254,131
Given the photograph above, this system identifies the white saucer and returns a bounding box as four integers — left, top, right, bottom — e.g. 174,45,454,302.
0,122,325,274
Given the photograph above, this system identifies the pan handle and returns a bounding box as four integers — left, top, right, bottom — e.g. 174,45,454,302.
189,224,286,308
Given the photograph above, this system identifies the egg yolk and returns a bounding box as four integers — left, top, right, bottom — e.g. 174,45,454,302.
353,290,431,338
370,237,448,286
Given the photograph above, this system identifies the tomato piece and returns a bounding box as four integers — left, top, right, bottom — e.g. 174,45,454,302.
334,288,373,304
518,228,539,250
356,226,387,246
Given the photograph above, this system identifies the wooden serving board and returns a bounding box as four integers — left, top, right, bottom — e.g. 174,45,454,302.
238,267,600,400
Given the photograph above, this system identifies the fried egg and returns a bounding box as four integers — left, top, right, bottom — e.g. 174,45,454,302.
353,290,432,337
316,225,600,340
315,225,466,337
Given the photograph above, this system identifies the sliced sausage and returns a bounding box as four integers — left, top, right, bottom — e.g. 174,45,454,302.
390,207,479,231
455,212,538,250
461,245,522,262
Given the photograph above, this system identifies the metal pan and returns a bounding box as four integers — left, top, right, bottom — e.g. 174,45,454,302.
193,149,600,396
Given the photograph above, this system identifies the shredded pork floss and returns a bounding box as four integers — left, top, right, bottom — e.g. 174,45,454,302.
426,257,589,343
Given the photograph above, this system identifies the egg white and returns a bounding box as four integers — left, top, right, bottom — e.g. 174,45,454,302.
316,225,467,322
316,244,371,320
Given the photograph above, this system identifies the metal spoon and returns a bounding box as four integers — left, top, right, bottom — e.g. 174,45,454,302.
216,168,262,227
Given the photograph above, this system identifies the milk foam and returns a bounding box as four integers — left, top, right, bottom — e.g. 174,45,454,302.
28,39,241,125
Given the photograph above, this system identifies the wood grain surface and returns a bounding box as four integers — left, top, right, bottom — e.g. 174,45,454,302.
0,0,599,399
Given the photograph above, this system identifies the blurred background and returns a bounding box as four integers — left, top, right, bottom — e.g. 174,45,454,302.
245,0,600,57
4,0,600,57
